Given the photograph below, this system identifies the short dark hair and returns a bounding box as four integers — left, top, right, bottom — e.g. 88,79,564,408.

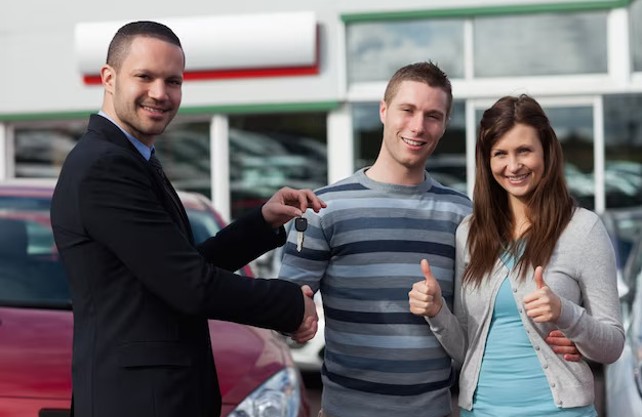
383,61,453,117
106,21,183,69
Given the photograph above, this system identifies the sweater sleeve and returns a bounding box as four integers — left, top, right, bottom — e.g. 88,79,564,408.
425,220,469,366
555,215,625,364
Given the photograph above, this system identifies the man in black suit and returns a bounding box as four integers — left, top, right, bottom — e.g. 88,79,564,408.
51,21,323,417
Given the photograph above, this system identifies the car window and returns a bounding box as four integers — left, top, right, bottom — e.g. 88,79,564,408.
185,210,221,245
0,194,240,308
0,210,69,309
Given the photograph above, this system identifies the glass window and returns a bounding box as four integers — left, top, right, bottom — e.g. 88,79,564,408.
604,94,642,208
474,12,607,77
346,19,465,84
631,0,642,72
228,113,327,220
353,101,467,193
546,106,595,210
14,121,87,178
154,119,212,198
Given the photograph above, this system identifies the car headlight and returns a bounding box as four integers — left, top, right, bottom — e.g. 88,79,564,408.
228,367,301,417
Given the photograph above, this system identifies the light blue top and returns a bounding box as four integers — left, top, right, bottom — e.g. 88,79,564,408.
460,252,596,417
427,209,624,410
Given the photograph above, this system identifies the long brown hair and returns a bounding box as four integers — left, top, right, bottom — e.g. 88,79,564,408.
464,94,575,285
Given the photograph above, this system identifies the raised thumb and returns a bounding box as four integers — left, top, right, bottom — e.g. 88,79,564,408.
421,259,436,284
534,266,545,289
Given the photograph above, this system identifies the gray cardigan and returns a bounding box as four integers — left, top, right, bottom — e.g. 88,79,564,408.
427,208,625,411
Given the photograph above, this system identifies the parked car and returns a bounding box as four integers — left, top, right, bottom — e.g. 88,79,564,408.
603,206,642,417
0,179,310,417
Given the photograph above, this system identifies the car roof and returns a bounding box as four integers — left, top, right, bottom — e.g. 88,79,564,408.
0,179,211,210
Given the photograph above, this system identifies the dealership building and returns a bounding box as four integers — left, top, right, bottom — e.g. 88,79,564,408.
1,0,641,221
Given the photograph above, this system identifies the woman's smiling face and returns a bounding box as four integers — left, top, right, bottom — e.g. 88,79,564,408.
489,123,545,205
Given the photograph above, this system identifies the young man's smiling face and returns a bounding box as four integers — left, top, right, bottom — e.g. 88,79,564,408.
378,80,449,177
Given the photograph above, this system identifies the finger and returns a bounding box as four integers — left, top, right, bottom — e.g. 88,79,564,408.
563,353,582,362
303,189,326,212
301,285,314,298
548,329,565,338
279,204,302,219
550,345,579,354
421,259,437,285
545,334,573,347
525,307,547,320
291,189,318,212
534,266,545,289
296,191,310,214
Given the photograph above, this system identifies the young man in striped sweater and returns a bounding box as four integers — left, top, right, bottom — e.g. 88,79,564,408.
279,62,471,417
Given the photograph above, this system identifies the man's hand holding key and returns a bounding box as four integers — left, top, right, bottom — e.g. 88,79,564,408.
261,186,326,228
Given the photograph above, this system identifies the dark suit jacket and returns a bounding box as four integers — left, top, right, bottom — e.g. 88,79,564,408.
51,114,304,417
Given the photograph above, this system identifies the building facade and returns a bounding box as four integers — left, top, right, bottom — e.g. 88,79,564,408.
1,0,641,222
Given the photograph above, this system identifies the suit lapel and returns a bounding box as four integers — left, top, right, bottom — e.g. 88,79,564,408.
87,115,195,245
147,164,194,244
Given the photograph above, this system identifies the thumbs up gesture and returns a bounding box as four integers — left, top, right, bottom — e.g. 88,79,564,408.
409,259,443,318
523,266,562,323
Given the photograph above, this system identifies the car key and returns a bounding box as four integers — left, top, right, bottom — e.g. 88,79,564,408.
295,217,307,252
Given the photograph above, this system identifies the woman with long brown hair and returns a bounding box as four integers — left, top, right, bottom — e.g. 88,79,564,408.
409,94,624,416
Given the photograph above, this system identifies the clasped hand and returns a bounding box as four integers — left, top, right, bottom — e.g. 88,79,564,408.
290,285,318,343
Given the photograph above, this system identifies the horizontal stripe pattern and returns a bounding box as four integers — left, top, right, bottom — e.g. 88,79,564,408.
279,168,471,417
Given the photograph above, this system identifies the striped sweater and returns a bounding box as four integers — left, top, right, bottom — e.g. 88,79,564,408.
278,168,472,417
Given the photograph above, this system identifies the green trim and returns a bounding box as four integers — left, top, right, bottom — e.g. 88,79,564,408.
0,101,341,122
178,100,340,115
341,0,633,22
0,110,95,122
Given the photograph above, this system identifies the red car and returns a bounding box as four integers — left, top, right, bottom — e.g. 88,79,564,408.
0,179,310,417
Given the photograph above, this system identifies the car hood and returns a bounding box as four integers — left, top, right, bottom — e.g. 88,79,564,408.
0,307,290,405
0,307,72,399
208,320,289,405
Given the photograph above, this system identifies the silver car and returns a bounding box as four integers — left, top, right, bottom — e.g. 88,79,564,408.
603,207,642,417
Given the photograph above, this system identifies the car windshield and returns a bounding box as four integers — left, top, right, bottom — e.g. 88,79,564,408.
0,194,222,310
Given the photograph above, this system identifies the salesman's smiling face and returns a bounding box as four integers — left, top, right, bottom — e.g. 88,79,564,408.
101,36,184,146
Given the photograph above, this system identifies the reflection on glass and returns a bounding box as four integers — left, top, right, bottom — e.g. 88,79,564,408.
474,12,607,77
549,106,595,210
346,19,464,83
353,101,467,193
228,113,327,220
604,94,642,208
14,121,87,178
631,0,642,72
154,120,212,197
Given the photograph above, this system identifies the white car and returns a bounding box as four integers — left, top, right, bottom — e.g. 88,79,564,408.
603,208,642,417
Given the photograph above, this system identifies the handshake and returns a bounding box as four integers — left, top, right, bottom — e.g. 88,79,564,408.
290,285,318,343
